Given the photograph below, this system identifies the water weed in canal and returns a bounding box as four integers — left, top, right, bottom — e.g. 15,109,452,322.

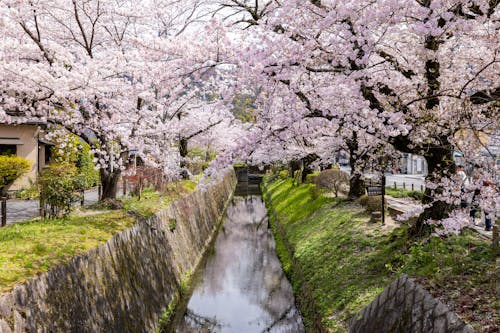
168,195,305,333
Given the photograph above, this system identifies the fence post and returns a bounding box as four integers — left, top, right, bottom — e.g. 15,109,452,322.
420,184,424,192
492,225,499,259
394,182,397,189
123,178,127,196
403,182,406,190
80,189,85,207
1,197,6,227
98,185,102,201
411,183,414,191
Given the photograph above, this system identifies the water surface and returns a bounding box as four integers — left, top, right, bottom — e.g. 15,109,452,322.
171,195,304,333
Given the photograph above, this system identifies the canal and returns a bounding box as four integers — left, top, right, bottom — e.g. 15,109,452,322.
167,181,305,332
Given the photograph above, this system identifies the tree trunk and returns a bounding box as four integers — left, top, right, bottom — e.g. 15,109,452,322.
301,153,319,183
288,160,301,179
411,145,455,236
346,132,365,199
99,168,121,200
348,173,365,200
179,137,189,179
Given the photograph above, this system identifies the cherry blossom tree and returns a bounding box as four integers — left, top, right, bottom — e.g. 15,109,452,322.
0,0,217,199
208,0,499,235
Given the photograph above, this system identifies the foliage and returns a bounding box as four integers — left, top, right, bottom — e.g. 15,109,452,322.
16,182,39,200
50,130,82,164
263,177,497,332
385,187,424,201
0,155,31,196
168,218,177,232
49,130,100,189
38,163,81,218
0,210,134,293
186,147,216,175
231,94,257,123
75,143,100,189
358,194,387,213
315,169,350,197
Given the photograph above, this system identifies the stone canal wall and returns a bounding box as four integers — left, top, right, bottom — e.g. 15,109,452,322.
349,274,474,333
0,171,236,333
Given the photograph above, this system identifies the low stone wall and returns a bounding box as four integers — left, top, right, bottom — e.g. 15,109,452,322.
349,274,475,333
0,171,236,333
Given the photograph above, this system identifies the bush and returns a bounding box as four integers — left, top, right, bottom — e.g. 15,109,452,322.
75,144,99,189
359,194,387,213
0,155,31,196
305,173,318,184
315,169,350,197
385,187,424,201
278,170,288,179
39,163,81,218
16,182,39,200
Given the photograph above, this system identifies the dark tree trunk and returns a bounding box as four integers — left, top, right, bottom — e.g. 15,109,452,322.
411,144,456,236
348,173,365,200
346,132,366,199
179,137,189,179
99,168,121,200
301,153,319,183
288,160,301,179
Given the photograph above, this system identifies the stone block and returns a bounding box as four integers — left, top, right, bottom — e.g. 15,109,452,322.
349,275,475,333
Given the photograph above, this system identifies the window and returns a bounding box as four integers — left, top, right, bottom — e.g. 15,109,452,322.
0,144,17,155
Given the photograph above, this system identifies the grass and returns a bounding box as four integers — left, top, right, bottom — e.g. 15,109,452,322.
385,187,424,200
1,177,198,294
263,177,497,332
122,179,197,218
0,210,135,293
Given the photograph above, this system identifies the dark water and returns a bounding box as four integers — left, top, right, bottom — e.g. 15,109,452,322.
170,194,305,333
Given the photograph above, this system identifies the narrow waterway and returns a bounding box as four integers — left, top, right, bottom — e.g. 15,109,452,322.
169,188,305,332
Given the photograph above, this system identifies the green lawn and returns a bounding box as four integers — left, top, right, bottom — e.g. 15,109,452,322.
122,180,197,219
0,210,135,293
263,177,498,332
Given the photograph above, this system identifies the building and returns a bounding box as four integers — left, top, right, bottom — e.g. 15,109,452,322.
0,123,52,192
399,153,428,175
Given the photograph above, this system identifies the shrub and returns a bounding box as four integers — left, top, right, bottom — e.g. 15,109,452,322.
305,173,318,184
16,182,39,200
0,155,31,196
39,163,80,218
385,187,424,201
315,169,350,197
49,129,99,189
359,194,387,213
75,143,99,189
278,170,288,179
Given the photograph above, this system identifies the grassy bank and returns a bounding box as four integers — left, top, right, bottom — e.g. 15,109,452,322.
263,177,498,333
122,180,197,218
0,177,199,294
0,210,135,293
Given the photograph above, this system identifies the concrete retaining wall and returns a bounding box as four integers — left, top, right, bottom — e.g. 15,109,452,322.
0,171,236,333
349,274,475,333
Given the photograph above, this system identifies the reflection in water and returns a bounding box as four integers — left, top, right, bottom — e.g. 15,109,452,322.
173,196,305,333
